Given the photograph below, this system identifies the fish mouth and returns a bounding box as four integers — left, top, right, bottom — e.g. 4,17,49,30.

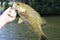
15,9,21,18
12,2,20,17
12,2,16,10
12,2,23,18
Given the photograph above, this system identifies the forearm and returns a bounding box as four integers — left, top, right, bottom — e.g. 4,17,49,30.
0,15,7,29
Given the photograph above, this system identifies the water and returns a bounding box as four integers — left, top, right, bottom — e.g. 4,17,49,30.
0,17,60,40
0,10,2,15
0,19,38,40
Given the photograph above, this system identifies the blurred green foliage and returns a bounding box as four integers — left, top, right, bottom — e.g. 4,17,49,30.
0,0,60,16
0,0,9,10
4,0,9,10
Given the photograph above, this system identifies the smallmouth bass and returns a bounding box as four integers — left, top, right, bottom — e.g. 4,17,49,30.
12,2,47,40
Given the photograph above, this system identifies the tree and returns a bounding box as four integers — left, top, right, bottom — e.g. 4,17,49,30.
4,0,9,10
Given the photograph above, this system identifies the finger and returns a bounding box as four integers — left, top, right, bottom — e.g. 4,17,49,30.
7,9,16,18
5,7,11,12
8,14,14,18
3,7,12,15
10,9,16,16
7,8,16,16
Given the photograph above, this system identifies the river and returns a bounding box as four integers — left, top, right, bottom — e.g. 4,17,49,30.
0,16,60,40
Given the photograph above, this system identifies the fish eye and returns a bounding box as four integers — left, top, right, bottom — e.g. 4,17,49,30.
17,3,19,5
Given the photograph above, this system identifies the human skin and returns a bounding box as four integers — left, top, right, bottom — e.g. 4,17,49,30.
0,7,16,29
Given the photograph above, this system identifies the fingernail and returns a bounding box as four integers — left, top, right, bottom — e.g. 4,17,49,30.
9,10,11,12
9,7,12,9
7,14,10,16
9,7,11,9
10,7,12,9
7,14,14,18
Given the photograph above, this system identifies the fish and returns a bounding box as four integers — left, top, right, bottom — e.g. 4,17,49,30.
12,2,47,40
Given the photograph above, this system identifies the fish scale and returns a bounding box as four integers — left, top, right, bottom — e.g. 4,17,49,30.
12,2,47,40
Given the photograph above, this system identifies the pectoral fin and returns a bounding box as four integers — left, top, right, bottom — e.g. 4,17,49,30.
18,18,24,24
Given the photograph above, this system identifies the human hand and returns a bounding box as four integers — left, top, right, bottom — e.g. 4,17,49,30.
1,7,17,23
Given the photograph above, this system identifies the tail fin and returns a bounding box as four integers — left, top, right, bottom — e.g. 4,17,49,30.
41,35,48,40
41,18,47,26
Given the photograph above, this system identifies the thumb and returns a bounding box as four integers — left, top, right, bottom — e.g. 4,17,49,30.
3,7,11,14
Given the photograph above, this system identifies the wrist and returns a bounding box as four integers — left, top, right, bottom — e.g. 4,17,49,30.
0,15,7,24
0,15,7,29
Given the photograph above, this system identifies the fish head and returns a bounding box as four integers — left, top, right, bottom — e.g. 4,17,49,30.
12,2,27,24
12,2,26,15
